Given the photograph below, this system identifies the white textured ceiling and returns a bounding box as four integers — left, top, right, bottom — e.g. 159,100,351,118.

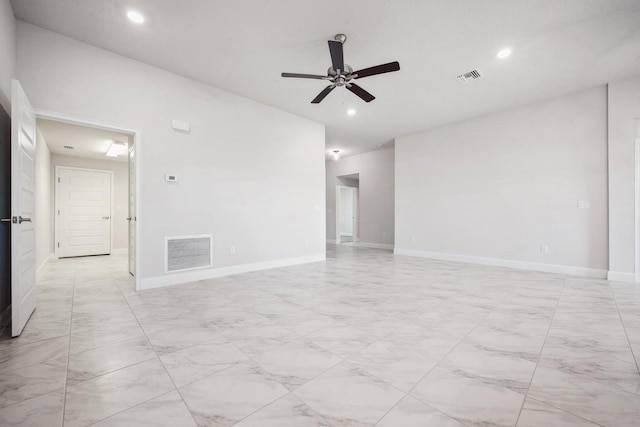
38,118,131,162
13,0,640,157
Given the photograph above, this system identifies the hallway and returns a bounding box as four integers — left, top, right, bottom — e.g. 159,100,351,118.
1,246,640,426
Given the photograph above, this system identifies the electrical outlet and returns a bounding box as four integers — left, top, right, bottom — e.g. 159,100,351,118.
411,236,416,243
540,244,549,253
230,245,236,254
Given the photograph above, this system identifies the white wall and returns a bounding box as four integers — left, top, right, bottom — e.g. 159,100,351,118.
35,127,52,272
50,154,129,250
339,187,354,236
0,0,15,115
607,75,640,280
17,22,326,289
326,147,395,247
396,86,608,275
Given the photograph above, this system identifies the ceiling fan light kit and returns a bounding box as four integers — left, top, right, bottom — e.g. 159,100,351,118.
282,33,400,104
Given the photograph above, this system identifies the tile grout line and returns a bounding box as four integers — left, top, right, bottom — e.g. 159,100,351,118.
524,396,607,427
609,283,640,376
369,275,524,427
119,265,323,425
512,274,567,427
107,267,202,427
60,262,77,427
84,389,178,427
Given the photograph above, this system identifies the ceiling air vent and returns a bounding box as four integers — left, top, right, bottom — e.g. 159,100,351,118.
456,69,483,85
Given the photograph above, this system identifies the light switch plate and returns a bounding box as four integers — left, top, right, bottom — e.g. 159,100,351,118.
577,201,590,209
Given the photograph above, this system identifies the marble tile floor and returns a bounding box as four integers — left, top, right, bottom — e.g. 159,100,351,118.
0,246,639,426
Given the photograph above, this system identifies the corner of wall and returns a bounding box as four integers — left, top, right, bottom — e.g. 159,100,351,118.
0,0,16,116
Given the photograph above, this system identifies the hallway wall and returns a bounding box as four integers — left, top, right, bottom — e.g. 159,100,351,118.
326,147,394,248
0,0,15,115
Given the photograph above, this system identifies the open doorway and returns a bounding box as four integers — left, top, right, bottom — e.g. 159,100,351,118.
336,174,359,244
34,117,137,281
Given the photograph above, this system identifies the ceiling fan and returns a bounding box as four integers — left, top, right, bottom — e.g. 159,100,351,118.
281,34,400,104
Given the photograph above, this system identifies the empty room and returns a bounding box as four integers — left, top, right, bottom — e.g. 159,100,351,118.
1,1,640,426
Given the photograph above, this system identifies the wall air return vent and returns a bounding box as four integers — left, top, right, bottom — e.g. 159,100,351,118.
456,69,483,85
165,235,212,273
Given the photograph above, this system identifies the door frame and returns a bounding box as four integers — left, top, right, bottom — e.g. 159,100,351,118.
54,166,114,258
633,137,640,283
35,109,142,291
335,184,359,244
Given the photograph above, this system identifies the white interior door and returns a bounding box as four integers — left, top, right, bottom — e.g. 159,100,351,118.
56,167,112,258
10,80,37,337
128,142,135,276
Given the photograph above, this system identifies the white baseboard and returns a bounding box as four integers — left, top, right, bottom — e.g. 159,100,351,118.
394,248,608,279
357,242,394,250
139,253,326,290
607,271,637,283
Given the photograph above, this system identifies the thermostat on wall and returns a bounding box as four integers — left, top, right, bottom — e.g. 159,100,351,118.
165,174,178,182
171,119,191,133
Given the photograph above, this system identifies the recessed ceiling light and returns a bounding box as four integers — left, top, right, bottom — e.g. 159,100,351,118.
347,109,356,116
496,48,512,59
127,10,145,24
330,149,341,161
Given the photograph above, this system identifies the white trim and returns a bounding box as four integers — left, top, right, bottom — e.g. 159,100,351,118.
635,136,640,282
394,248,607,279
607,271,637,283
164,234,213,273
335,185,341,243
34,109,142,292
357,242,394,250
34,109,139,135
54,166,114,258
140,253,326,290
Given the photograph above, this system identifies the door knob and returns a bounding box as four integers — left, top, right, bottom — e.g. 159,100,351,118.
18,216,31,224
102,216,110,220
126,217,132,221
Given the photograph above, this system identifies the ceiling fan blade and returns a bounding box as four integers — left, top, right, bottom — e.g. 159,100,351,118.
354,61,400,79
346,83,375,103
311,85,336,104
281,72,327,80
328,40,345,73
